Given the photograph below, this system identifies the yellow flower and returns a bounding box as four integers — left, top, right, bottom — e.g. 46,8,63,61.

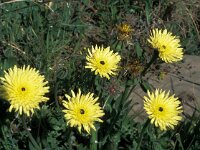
148,28,183,63
117,23,133,34
85,45,121,79
144,89,182,130
0,65,49,116
62,89,105,134
117,23,133,41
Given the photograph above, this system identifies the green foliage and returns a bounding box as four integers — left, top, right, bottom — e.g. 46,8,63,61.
0,0,200,150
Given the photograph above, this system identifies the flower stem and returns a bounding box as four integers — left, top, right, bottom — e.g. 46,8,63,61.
90,129,98,150
22,115,42,150
136,119,150,150
141,50,158,76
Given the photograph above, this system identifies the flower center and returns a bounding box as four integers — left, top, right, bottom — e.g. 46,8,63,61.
100,61,105,65
162,45,166,49
80,109,85,114
21,87,26,91
158,107,163,112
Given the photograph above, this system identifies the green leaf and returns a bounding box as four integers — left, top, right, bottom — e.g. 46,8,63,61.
135,42,143,58
145,0,152,26
140,80,152,92
3,57,17,69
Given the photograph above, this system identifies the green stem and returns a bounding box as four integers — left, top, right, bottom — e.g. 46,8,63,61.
54,69,60,108
105,80,138,136
90,129,98,150
136,119,150,150
141,50,158,76
22,115,42,150
176,133,184,150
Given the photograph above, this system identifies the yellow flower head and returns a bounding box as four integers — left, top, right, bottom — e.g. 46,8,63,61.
0,65,49,116
148,28,183,63
85,45,121,79
117,23,133,34
144,89,182,131
117,23,133,41
63,89,105,134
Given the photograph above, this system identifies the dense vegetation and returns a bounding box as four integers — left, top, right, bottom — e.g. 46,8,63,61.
0,0,200,150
